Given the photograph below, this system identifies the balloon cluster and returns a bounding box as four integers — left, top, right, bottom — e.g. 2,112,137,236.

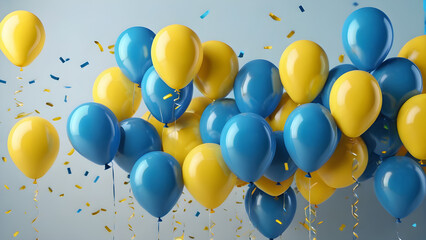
3,7,426,240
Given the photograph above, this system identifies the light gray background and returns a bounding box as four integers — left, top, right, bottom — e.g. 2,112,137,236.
0,0,425,239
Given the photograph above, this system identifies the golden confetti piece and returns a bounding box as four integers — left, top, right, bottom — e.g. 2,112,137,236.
2,157,6,162
189,236,194,239
64,161,70,165
269,13,281,21
4,185,9,190
101,208,107,212
109,51,115,54
32,217,38,223
163,93,173,100
5,210,11,214
381,150,387,154
59,194,64,197
105,226,112,232
34,109,40,114
86,202,90,207
124,181,129,185
16,77,22,80
339,54,344,63
284,162,289,171
94,41,104,52
210,209,215,213
92,210,100,215
14,90,22,94
128,212,135,220
318,221,324,225
203,226,209,231
287,30,295,38
176,221,182,225
75,185,82,189
251,187,257,195
237,226,242,230
119,198,127,203
15,112,32,119
20,185,26,190
8,108,11,111
52,117,61,121
46,102,54,107
339,224,346,231
276,219,282,224
43,89,50,92
264,46,272,49
188,200,193,203
173,227,176,232
108,45,115,49
299,222,309,231
13,231,19,237
236,201,242,204
48,187,53,193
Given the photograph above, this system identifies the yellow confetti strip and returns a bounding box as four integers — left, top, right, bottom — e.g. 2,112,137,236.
4,185,9,190
287,30,295,38
381,150,387,154
5,210,11,214
94,41,104,52
52,117,61,121
175,221,182,225
75,185,82,189
339,224,346,231
32,217,38,223
15,90,23,95
48,187,53,193
163,93,173,100
59,194,64,197
46,102,54,107
119,198,127,203
275,219,282,224
101,208,107,212
269,13,281,21
86,202,90,207
2,157,6,162
15,112,32,119
13,231,19,237
20,185,26,190
339,54,344,63
108,45,115,49
203,226,209,231
64,161,70,165
67,148,75,156
284,162,289,171
264,46,272,49
237,226,242,231
109,51,115,54
34,110,40,114
43,89,50,92
105,226,112,232
92,210,100,215
318,221,324,225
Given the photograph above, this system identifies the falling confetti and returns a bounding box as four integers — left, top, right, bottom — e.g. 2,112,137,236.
339,54,344,63
46,102,54,107
52,117,61,121
276,219,282,224
64,95,68,102
238,51,244,58
287,30,295,38
0,80,6,84
75,185,82,189
94,176,100,183
119,198,127,203
64,161,70,165
92,210,100,215
200,10,210,19
163,93,173,100
284,162,289,171
105,226,112,232
269,13,281,21
64,86,72,88
108,45,115,50
59,194,64,197
29,80,35,84
339,224,346,231
264,46,272,49
67,148,75,156
5,210,11,214
67,168,72,174
299,5,305,12
84,171,89,176
195,211,200,217
44,89,51,92
353,2,359,7
4,185,10,190
80,61,89,68
50,74,60,81
412,223,417,227
77,209,82,213
19,185,26,190
59,57,70,63
86,202,90,207
2,157,6,162
13,231,19,237
94,41,104,52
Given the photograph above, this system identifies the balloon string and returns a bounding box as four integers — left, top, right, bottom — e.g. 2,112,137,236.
248,186,256,240
395,220,402,240
33,179,39,240
209,210,212,240
128,188,136,240
304,177,317,240
349,138,359,240
112,163,116,240
157,219,160,240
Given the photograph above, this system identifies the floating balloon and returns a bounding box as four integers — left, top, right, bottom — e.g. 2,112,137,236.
316,135,368,188
200,98,240,144
93,67,141,122
162,112,203,166
8,117,59,179
320,64,358,110
234,59,283,117
267,93,298,131
0,10,45,67
284,103,339,174
342,7,393,71
295,169,335,205
374,156,426,220
397,94,426,159
358,152,381,182
362,115,402,157
115,26,155,85
195,40,239,100
142,66,193,125
130,151,183,219
151,24,203,89
141,111,163,140
220,113,275,182
186,96,212,117
114,118,162,173
254,174,294,197
263,131,297,182
398,35,426,93
372,57,422,119
330,70,382,138
67,102,120,166
279,40,329,104
183,143,236,209
245,186,297,239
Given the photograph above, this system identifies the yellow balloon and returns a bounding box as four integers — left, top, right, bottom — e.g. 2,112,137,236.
142,111,164,140
254,175,294,197
316,135,368,189
93,67,141,122
330,70,382,138
267,92,299,131
151,24,203,90
397,94,426,159
0,10,45,67
295,169,335,205
8,117,59,179
183,143,236,209
279,40,329,104
186,96,213,117
162,112,203,166
195,41,239,100
236,178,248,187
398,35,426,93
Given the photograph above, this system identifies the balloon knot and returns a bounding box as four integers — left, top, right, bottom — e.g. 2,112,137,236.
137,84,141,88
164,123,168,128
305,172,312,178
158,217,163,222
276,182,281,186
104,164,111,170
248,182,254,187
396,218,401,223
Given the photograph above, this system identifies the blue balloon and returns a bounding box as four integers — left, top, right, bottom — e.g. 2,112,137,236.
372,57,423,119
130,151,183,219
142,66,193,125
67,102,120,165
245,185,297,239
358,152,381,182
284,103,339,174
374,156,426,220
200,98,240,144
220,113,275,182
114,118,162,173
115,27,155,85
263,131,297,182
234,59,283,118
320,64,358,110
342,7,393,72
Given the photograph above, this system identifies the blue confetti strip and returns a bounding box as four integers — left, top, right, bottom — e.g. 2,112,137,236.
94,176,100,183
59,57,70,63
76,209,82,213
238,51,244,58
64,86,72,88
299,5,305,12
200,10,210,19
353,2,359,6
50,74,60,81
80,61,89,68
0,80,6,84
29,80,35,84
84,171,89,176
412,223,417,227
64,95,68,102
67,168,72,174
195,211,200,217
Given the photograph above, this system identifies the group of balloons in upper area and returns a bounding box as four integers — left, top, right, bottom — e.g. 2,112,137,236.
2,7,426,239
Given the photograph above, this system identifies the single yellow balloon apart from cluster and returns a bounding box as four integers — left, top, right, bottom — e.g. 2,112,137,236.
186,96,213,117
142,111,164,140
295,170,335,205
316,135,368,189
183,143,236,209
8,117,59,179
0,10,45,67
398,35,426,93
397,94,426,160
267,92,299,131
151,24,203,90
279,40,329,104
195,40,239,100
330,70,382,138
93,67,141,122
255,175,294,197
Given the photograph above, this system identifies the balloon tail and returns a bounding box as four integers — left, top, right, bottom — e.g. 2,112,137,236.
208,210,213,240
350,138,360,240
128,188,136,239
157,219,161,240
276,182,281,186
20,67,23,72
305,172,312,178
112,163,116,240
33,179,39,240
164,123,168,128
